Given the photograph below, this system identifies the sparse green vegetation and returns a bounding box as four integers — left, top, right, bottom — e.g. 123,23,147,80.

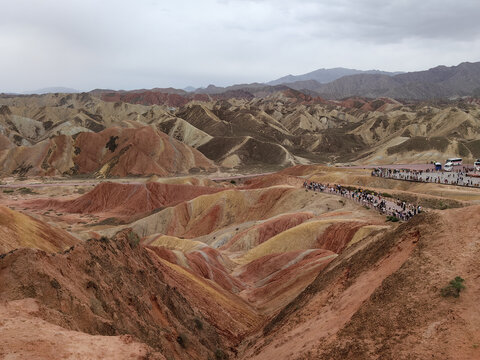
215,349,228,360
386,215,399,222
50,278,61,289
441,276,465,298
194,317,203,330
86,280,98,290
18,187,37,194
439,202,449,210
93,217,122,226
3,189,14,193
177,333,188,348
127,231,140,248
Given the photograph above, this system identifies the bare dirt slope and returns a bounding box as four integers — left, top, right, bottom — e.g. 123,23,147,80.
0,298,165,360
26,181,223,222
239,206,480,360
0,165,479,359
0,228,262,360
0,126,215,177
0,205,78,253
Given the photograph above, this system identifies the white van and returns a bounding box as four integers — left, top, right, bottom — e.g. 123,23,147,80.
444,162,454,172
475,159,480,172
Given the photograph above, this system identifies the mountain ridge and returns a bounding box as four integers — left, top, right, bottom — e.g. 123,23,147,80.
4,61,480,101
268,67,404,86
23,87,79,95
313,61,480,99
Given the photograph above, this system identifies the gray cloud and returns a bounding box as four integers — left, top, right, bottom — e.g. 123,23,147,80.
1,0,479,92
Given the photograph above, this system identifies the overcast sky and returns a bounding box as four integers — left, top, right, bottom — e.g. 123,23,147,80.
2,0,480,92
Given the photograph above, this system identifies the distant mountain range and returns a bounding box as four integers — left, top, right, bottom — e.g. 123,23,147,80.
23,87,79,95
10,61,480,101
187,61,480,100
190,61,480,100
272,62,480,100
268,67,404,86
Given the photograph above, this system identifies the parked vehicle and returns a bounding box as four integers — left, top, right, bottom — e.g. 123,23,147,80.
446,157,462,166
475,159,480,172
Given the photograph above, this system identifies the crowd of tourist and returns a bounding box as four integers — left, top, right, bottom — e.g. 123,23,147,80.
303,180,421,221
372,167,480,187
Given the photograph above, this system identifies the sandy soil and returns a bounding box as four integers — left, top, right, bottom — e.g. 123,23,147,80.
0,299,165,360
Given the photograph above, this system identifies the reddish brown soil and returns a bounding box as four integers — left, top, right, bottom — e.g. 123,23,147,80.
74,126,215,177
279,89,330,105
2,165,477,359
316,221,365,253
0,299,165,360
135,186,298,239
26,181,222,222
239,250,336,313
222,212,314,252
147,245,245,293
237,250,334,285
241,217,421,359
311,207,480,360
0,126,215,177
0,229,260,359
240,207,480,359
336,97,400,112
185,247,245,291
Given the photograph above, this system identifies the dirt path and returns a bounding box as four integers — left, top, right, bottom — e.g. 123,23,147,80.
373,168,480,188
304,182,420,221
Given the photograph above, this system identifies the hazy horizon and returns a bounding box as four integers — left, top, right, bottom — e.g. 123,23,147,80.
2,0,480,93
6,62,474,94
